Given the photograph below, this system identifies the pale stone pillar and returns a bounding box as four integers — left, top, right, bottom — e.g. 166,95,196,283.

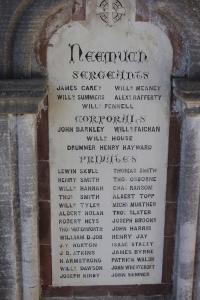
0,79,46,300
17,115,39,300
174,79,200,300
0,115,21,300
194,216,200,299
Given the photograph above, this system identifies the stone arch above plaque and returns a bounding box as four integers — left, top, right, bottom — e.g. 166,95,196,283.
39,0,176,296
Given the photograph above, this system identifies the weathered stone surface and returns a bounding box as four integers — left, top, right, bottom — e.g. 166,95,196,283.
193,211,200,300
173,79,200,114
48,11,172,286
0,115,21,300
173,86,200,299
0,114,39,300
17,115,39,300
0,0,200,78
0,79,47,113
0,1,200,300
43,297,172,300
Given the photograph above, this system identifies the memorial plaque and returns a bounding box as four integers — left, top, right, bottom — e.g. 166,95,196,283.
48,0,173,287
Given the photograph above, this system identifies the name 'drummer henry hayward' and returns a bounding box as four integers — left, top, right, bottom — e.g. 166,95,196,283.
68,43,148,64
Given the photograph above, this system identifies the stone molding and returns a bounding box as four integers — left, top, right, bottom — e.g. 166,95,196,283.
173,79,200,114
0,79,47,114
173,78,200,300
17,115,39,300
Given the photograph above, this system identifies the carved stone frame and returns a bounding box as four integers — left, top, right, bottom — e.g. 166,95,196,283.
0,1,200,299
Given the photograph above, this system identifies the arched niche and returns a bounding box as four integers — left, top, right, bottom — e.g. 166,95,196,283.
2,0,191,79
2,0,200,300
37,1,180,297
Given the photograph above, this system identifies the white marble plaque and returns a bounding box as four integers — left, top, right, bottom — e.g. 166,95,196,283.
48,0,173,287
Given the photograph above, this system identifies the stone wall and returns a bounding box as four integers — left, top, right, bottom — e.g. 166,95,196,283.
0,1,200,299
1,0,200,79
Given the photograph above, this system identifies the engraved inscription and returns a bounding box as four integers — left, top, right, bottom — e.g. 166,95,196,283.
48,8,173,287
96,0,126,26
